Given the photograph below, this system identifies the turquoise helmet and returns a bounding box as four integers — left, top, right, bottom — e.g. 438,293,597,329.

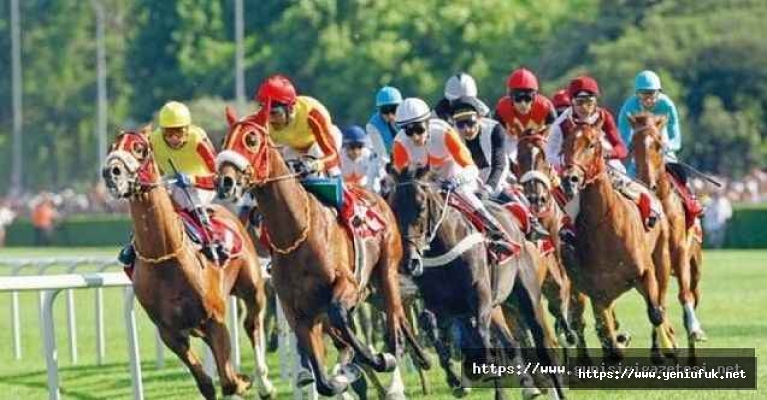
634,70,662,91
375,86,403,107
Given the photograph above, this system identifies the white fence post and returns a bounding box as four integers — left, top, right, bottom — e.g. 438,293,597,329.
228,295,241,371
124,287,144,400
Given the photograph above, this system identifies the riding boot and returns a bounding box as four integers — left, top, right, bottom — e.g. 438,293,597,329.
118,241,136,279
473,207,518,263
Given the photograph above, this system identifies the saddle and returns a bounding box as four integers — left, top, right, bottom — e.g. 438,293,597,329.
666,170,704,230
178,209,244,265
445,192,522,262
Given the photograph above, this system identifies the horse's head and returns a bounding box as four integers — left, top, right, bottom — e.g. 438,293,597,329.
390,165,435,276
101,126,160,199
629,112,667,192
216,106,273,202
517,126,553,212
560,122,605,199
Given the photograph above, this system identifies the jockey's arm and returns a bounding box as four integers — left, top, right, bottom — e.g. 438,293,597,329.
391,140,410,173
192,137,218,190
602,111,628,160
546,124,564,170
444,128,480,184
366,122,391,163
663,97,682,153
486,123,509,192
307,108,340,172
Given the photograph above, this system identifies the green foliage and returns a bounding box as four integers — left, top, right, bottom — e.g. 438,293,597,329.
0,0,765,193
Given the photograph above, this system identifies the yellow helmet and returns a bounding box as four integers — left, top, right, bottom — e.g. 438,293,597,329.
158,101,191,128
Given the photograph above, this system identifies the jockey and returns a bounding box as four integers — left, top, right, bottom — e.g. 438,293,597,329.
118,101,223,269
494,68,557,136
341,125,387,193
551,89,571,116
434,72,491,121
254,74,361,229
547,76,661,228
392,97,518,263
618,70,703,215
366,86,402,164
450,96,549,241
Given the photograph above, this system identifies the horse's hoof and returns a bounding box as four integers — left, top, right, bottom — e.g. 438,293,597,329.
333,363,363,386
296,369,315,388
616,331,632,347
452,386,471,398
258,380,276,400
522,387,543,400
385,389,408,400
690,329,708,343
380,352,398,372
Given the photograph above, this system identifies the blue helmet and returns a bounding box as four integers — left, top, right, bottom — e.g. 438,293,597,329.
634,70,662,91
342,125,368,145
375,86,403,107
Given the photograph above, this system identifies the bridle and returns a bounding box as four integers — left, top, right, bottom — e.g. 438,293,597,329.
395,180,453,254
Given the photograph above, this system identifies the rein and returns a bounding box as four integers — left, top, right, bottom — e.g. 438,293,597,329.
396,181,453,248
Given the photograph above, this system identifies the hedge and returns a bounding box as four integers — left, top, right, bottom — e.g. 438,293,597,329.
4,204,767,248
5,214,132,247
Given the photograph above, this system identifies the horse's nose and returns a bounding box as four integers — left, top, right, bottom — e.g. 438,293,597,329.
217,175,236,200
568,175,579,184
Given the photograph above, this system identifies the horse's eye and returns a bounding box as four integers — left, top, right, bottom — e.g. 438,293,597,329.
243,131,260,150
131,142,147,159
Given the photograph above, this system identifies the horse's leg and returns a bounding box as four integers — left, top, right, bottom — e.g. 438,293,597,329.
676,240,706,343
569,291,590,365
328,278,396,373
418,309,463,393
513,277,566,400
203,318,253,397
235,264,276,399
650,235,678,358
636,259,676,359
490,307,539,400
592,300,622,361
295,321,351,397
158,327,216,400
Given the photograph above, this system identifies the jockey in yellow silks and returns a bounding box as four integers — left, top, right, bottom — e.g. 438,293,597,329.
118,101,224,270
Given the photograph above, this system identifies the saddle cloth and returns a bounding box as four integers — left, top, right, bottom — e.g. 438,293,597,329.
445,192,522,259
179,210,244,263
666,171,704,230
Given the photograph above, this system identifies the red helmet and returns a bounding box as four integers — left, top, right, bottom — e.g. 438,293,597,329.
256,74,297,106
567,76,600,98
551,89,571,109
506,68,539,91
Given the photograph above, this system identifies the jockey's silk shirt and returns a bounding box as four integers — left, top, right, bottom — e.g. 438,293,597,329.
341,147,386,193
494,94,557,135
265,96,340,171
546,107,628,170
150,125,217,189
392,119,479,183
618,93,682,176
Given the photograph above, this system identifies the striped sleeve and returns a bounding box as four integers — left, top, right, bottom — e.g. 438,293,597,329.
193,138,218,189
391,140,410,172
443,128,476,168
307,108,340,170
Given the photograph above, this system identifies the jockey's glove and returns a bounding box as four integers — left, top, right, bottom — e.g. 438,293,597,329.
175,173,193,188
441,177,460,192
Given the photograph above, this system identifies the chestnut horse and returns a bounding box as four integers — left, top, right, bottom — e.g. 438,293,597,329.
215,112,428,397
101,128,273,399
514,126,578,348
559,123,676,360
628,112,706,352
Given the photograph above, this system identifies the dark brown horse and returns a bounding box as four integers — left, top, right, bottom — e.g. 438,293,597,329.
102,128,273,399
215,111,428,397
515,126,578,348
628,112,706,352
559,123,676,360
390,167,566,400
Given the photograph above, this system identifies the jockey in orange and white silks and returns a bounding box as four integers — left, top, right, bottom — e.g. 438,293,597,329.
391,97,517,262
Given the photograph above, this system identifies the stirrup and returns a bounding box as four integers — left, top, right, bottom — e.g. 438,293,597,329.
118,244,136,266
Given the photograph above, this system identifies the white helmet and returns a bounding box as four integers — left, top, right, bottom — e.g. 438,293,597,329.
395,97,431,126
444,72,478,101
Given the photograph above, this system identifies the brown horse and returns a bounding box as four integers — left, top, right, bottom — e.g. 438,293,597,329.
515,126,578,347
559,122,676,360
215,111,428,397
628,112,706,351
101,128,273,399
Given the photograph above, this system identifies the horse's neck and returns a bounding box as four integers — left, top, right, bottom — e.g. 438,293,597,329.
254,155,314,247
429,191,471,251
580,174,618,224
129,187,183,259
656,163,673,200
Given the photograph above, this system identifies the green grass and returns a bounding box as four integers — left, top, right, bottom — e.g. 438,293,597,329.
0,248,764,399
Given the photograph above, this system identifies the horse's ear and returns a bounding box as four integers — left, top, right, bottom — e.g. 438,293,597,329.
627,113,637,126
140,124,152,136
655,115,668,130
537,124,550,137
225,106,238,127
415,165,431,179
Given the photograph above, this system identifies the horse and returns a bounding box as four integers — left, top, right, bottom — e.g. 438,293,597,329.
628,112,706,354
514,125,578,348
101,128,274,400
215,110,429,398
559,121,677,361
390,166,566,400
